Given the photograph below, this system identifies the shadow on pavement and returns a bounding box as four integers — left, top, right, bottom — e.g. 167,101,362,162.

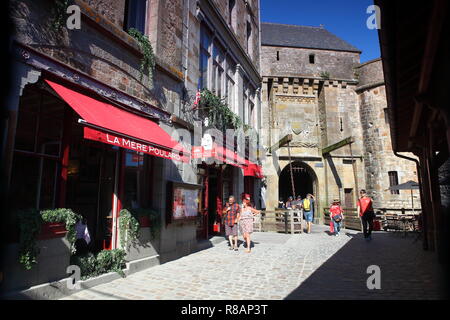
285,232,447,300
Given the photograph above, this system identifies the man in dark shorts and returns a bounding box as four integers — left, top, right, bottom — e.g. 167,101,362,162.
358,189,375,241
222,195,241,251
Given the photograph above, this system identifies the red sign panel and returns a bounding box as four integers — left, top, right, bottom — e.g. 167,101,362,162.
84,127,190,163
192,144,246,168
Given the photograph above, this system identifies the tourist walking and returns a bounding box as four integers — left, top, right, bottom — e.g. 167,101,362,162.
286,196,294,209
302,193,315,233
222,195,240,251
293,195,302,209
329,199,344,236
238,193,261,253
358,189,375,241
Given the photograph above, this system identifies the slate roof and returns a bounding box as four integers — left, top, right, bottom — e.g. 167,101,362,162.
261,22,361,53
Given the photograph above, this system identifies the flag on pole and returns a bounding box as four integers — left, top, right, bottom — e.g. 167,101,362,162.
193,82,202,110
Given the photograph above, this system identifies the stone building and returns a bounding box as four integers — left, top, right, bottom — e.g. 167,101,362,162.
260,22,419,221
1,0,261,297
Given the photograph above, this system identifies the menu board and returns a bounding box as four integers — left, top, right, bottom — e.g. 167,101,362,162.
167,181,202,222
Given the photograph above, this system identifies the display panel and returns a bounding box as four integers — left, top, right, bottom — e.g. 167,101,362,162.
167,181,202,222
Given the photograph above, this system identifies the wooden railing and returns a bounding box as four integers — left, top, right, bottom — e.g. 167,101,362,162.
323,207,421,231
256,209,303,234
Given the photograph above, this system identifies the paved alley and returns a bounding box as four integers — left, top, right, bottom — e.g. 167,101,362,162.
61,226,446,300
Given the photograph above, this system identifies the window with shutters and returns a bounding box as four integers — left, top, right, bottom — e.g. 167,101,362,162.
388,171,400,194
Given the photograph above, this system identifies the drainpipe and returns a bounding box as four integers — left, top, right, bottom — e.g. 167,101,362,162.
393,151,427,250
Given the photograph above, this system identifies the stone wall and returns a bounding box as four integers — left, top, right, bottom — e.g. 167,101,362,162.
261,47,421,213
9,0,198,277
356,59,420,209
261,46,360,80
211,0,260,69
10,0,184,113
82,0,126,27
356,58,384,86
259,75,366,214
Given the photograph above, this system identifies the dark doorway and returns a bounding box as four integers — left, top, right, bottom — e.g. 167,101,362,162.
66,121,117,253
279,162,314,202
207,171,218,237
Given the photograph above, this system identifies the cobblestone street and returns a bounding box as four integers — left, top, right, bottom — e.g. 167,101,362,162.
61,226,446,300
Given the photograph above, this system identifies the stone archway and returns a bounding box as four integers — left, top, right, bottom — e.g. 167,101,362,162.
278,161,319,221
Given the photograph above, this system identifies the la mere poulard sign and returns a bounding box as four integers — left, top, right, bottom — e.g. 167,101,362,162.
84,127,190,163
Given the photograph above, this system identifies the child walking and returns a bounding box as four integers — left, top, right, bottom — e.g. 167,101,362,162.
329,199,344,236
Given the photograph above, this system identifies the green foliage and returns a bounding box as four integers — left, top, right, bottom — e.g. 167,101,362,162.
70,252,97,279
96,249,127,277
49,0,69,32
41,208,82,255
127,28,156,83
17,208,82,269
17,209,42,270
320,71,330,79
119,209,140,249
128,208,162,240
70,249,126,280
199,89,242,131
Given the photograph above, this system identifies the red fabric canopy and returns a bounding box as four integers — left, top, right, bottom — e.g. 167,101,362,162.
192,143,246,168
244,160,264,178
46,80,189,162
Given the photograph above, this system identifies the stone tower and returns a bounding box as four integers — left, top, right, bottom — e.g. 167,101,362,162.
355,58,420,209
260,23,420,220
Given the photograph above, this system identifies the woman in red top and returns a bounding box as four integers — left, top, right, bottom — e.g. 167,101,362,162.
357,189,374,241
329,199,344,236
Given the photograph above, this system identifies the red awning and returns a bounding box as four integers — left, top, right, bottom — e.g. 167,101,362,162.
244,160,264,178
192,143,246,168
46,80,190,162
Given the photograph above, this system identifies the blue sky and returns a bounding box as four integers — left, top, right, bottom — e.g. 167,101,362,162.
260,0,379,63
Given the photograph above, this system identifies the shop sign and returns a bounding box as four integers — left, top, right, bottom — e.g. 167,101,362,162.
84,127,189,162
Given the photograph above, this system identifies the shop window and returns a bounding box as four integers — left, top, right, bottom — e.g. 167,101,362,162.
124,0,148,34
123,150,153,209
388,171,400,194
10,86,65,211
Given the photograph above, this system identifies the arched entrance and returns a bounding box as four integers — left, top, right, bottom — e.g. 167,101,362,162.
279,161,317,202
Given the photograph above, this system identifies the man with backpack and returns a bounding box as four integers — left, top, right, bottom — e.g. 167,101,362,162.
302,193,315,233
358,189,375,241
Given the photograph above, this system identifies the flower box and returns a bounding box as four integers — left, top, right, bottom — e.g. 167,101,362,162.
38,222,67,240
138,216,151,228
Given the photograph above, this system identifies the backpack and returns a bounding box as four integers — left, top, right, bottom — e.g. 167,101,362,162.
303,199,311,211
